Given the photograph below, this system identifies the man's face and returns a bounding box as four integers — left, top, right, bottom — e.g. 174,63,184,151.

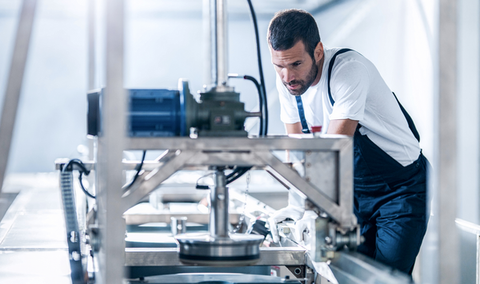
270,40,319,96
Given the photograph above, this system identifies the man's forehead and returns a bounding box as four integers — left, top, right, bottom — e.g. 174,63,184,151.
270,41,308,61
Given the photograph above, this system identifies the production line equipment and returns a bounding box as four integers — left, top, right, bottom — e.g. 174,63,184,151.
56,0,413,283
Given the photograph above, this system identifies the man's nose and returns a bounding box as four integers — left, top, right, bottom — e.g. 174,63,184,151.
282,68,295,83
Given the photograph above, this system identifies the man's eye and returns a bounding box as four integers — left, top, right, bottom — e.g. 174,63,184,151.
292,62,301,67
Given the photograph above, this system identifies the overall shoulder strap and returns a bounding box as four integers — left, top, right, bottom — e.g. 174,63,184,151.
327,48,353,106
294,48,352,134
295,96,310,133
392,93,421,142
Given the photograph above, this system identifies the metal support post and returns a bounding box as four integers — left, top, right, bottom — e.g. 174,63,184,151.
0,0,37,192
210,168,228,237
95,0,127,283
427,0,459,283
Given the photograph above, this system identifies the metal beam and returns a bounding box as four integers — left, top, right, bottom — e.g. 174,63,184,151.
125,247,307,267
126,136,351,151
0,0,37,192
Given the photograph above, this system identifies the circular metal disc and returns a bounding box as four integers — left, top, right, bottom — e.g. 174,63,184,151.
175,233,264,266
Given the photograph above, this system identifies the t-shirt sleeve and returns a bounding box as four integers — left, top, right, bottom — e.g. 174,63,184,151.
277,74,300,124
329,60,369,121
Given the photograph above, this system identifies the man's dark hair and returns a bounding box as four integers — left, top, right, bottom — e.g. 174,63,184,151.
268,9,321,60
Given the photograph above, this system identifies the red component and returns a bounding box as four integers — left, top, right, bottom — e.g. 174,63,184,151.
311,125,322,133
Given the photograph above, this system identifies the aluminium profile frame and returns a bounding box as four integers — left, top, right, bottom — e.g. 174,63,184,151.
121,136,356,230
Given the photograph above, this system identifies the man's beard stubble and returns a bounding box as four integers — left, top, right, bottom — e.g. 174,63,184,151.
283,60,319,96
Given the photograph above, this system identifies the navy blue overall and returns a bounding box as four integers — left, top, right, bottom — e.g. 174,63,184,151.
296,49,428,274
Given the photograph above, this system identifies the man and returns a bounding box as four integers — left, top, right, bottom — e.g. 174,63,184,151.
268,9,428,274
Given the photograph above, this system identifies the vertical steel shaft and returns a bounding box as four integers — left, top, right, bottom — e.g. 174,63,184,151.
210,168,229,237
206,0,229,90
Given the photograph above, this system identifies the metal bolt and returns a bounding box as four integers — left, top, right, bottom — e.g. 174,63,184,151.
305,177,310,182
325,236,332,245
294,267,302,275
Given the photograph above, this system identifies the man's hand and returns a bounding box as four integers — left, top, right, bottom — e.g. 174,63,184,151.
327,119,358,136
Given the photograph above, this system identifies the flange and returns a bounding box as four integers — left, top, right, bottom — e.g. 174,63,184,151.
175,233,264,266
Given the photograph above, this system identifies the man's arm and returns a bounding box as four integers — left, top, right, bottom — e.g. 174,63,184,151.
327,119,358,136
285,122,303,134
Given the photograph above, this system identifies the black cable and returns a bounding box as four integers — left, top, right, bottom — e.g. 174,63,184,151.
226,167,250,184
224,0,266,185
243,75,263,136
62,159,95,199
195,173,214,190
246,0,268,136
78,172,95,199
230,74,264,137
225,0,266,185
126,150,146,189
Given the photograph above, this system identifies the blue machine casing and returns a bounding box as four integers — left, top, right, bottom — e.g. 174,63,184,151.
128,89,186,137
87,88,187,137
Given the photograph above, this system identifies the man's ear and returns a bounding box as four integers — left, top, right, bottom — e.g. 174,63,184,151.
314,42,324,62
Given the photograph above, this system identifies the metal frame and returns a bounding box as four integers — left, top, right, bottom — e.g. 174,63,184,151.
125,247,308,267
122,136,355,229
91,135,354,283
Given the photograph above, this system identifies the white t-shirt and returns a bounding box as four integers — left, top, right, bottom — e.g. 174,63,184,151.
278,47,420,166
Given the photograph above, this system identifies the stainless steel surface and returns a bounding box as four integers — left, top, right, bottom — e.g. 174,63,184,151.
456,218,480,284
176,233,264,265
128,273,301,284
210,169,228,237
121,136,355,229
207,0,229,90
95,0,127,283
125,246,307,267
126,136,351,151
0,174,71,283
0,0,37,192
171,217,187,235
329,251,412,284
124,212,241,226
305,152,337,203
258,151,355,229
120,136,355,229
216,0,228,89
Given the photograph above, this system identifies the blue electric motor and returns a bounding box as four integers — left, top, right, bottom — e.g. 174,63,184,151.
87,81,252,137
129,89,186,137
87,88,187,137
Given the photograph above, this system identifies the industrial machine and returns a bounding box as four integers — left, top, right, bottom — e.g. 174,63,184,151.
56,0,413,283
